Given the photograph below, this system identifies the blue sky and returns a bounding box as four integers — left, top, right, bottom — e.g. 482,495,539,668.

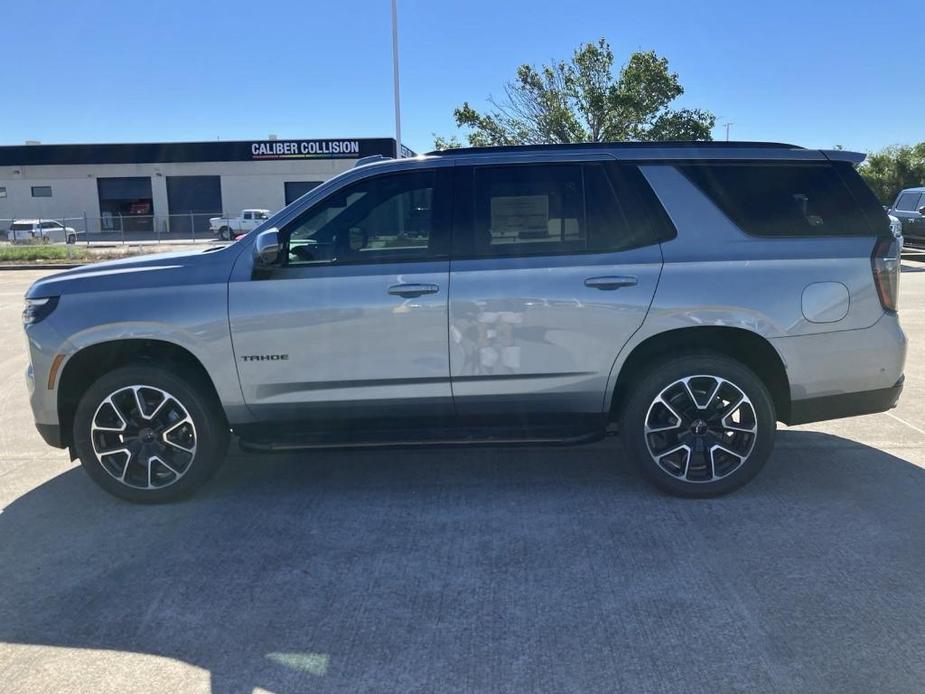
2,0,921,153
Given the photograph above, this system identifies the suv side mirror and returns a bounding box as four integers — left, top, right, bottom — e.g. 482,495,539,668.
253,228,281,268
918,206,925,216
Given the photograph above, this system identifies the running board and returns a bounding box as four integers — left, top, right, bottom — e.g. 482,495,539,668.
237,429,603,453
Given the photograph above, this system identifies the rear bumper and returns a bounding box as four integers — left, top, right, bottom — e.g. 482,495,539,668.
786,377,904,426
772,312,906,423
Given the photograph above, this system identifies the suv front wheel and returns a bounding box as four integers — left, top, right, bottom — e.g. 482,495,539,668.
622,353,776,497
72,364,229,503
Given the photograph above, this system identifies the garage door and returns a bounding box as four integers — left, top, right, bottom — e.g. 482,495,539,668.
166,176,222,235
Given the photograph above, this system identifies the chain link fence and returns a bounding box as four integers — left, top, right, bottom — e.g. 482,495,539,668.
0,212,244,246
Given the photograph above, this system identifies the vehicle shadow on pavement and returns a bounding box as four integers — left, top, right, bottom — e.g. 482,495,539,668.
1,430,924,694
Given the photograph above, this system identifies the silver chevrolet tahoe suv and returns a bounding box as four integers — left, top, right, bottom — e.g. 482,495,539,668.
23,142,906,503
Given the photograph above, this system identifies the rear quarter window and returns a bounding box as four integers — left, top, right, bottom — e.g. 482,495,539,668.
679,162,888,237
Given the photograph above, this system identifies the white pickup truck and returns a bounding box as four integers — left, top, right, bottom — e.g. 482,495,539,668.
209,209,270,240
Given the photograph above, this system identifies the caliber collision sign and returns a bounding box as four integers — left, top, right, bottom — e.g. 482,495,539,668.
0,138,400,166
251,140,362,160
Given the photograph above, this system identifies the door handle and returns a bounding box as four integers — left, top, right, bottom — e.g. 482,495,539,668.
584,275,638,290
388,283,440,298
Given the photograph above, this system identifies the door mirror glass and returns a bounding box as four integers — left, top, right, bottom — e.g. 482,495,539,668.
253,228,281,267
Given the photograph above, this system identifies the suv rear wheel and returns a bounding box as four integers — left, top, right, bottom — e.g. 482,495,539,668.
622,353,776,497
72,364,229,503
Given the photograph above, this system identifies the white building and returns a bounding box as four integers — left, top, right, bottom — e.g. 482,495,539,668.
0,137,403,235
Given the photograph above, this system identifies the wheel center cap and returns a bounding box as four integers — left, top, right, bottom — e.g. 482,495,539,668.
139,428,157,443
690,419,708,436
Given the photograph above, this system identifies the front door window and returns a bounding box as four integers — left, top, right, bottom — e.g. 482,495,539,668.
283,171,438,266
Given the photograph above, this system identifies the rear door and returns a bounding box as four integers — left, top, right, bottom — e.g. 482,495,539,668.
229,167,454,426
447,160,671,426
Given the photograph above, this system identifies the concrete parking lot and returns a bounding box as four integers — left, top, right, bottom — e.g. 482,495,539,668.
1,267,924,694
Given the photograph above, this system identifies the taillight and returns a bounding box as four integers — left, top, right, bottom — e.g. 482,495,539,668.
872,237,900,312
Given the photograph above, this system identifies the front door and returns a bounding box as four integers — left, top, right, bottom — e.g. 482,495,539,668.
448,160,669,428
229,167,454,428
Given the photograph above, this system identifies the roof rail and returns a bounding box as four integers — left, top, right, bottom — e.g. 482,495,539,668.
426,141,803,156
354,154,393,167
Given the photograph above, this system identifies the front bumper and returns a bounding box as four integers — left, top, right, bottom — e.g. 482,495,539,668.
35,422,65,448
786,377,904,426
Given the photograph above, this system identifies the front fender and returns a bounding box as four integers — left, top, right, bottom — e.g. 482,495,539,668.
38,283,249,424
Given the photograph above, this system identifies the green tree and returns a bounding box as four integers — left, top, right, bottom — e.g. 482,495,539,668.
859,143,925,205
434,38,715,150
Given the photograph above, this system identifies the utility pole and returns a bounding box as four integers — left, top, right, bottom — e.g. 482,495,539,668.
391,0,402,157
724,122,734,142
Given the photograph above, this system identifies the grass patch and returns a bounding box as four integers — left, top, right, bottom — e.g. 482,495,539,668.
0,245,90,262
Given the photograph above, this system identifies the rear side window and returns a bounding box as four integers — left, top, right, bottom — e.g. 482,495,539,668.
595,162,677,249
473,165,584,256
10,223,32,231
461,163,674,258
680,162,886,237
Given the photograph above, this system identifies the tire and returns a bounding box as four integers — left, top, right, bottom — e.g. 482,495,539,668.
219,226,231,241
72,364,229,503
621,352,776,498
66,234,76,245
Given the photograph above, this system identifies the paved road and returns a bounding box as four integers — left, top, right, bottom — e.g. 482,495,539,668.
1,268,924,693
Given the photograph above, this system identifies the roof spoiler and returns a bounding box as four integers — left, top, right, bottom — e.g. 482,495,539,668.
354,154,393,168
821,149,866,166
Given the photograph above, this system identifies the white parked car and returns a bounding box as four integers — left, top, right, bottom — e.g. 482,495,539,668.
7,219,78,244
209,209,270,240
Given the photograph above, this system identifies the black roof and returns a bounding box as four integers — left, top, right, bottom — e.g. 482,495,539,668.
426,141,803,156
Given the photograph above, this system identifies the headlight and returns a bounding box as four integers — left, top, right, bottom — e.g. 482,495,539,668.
23,296,59,325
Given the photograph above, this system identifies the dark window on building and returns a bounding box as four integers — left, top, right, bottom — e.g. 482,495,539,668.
97,177,154,232
285,181,323,206
0,187,6,198
166,175,223,235
283,171,441,266
31,186,52,198
680,162,883,237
